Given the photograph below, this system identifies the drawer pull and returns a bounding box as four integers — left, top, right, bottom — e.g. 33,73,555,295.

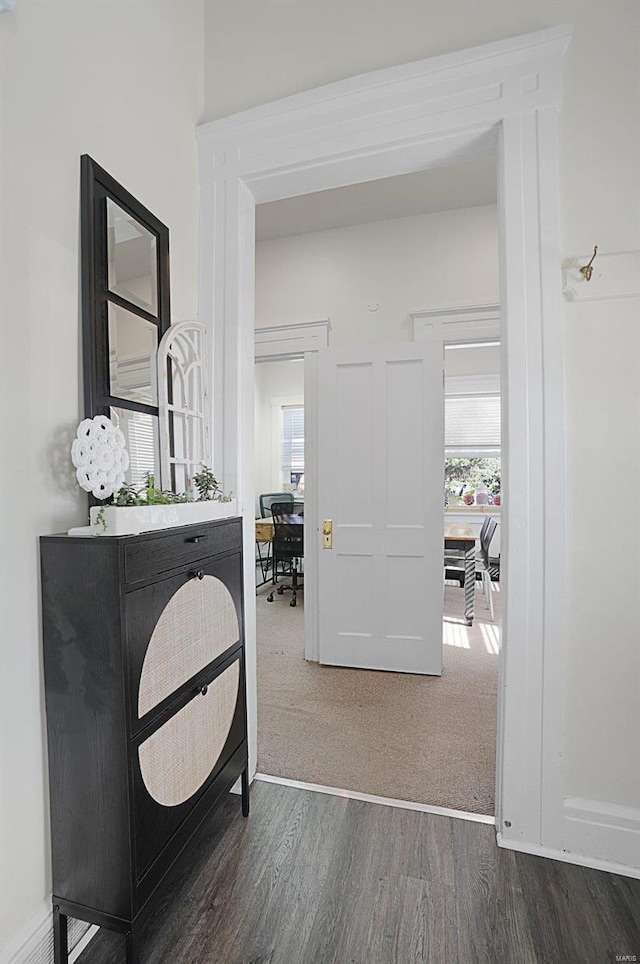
186,535,207,544
198,684,208,697
189,569,205,581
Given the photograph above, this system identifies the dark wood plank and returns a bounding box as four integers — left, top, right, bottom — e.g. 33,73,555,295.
380,874,458,964
513,850,617,964
452,818,501,964
76,781,640,964
487,846,538,964
221,788,350,964
301,798,457,964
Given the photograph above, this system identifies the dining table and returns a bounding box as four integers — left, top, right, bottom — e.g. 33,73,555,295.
444,523,477,625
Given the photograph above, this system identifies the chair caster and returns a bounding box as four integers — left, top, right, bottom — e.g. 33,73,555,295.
277,586,284,595
290,597,297,607
266,593,274,602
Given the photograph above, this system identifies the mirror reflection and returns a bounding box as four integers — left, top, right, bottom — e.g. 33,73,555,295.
107,198,158,315
108,303,158,405
110,407,160,489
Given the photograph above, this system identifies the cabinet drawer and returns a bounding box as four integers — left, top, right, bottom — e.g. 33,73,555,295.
124,518,241,584
132,650,246,887
126,552,244,735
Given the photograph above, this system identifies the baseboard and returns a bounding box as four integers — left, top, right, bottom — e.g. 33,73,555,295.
0,901,51,964
562,796,640,874
0,901,97,964
497,796,640,880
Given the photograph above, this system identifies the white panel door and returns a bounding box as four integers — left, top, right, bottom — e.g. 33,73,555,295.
317,339,444,675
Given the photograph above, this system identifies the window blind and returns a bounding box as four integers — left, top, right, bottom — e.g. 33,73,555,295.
445,394,501,455
282,406,304,476
128,411,157,486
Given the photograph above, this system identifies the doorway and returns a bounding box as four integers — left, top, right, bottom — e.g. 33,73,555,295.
252,164,501,815
197,25,570,853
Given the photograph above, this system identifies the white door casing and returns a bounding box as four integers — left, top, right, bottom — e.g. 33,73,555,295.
317,340,444,675
197,26,571,857
253,319,329,664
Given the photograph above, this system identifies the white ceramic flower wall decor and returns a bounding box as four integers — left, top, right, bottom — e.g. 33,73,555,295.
71,415,130,499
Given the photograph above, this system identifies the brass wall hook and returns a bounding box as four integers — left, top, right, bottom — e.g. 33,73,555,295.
580,245,598,281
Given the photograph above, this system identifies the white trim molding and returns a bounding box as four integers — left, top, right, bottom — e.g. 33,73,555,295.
501,798,640,880
562,797,640,874
255,318,330,361
197,25,578,868
497,800,640,881
411,302,500,344
0,902,96,964
562,250,640,302
253,322,323,662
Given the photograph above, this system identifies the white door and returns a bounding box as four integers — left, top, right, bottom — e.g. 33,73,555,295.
317,339,444,675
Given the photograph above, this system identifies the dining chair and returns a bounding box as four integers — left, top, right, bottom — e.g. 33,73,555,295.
443,514,492,587
445,517,498,620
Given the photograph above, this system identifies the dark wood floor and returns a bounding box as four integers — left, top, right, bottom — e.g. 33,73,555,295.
77,780,640,964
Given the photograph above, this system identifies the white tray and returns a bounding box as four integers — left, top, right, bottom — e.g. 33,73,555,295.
68,499,238,537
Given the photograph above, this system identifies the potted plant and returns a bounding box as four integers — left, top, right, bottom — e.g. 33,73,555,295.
89,471,236,536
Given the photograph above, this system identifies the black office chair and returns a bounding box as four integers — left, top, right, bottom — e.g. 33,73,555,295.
256,492,294,584
259,492,294,518
266,501,304,607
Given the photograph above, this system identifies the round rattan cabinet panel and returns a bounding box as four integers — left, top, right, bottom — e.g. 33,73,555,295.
138,660,240,807
138,575,239,718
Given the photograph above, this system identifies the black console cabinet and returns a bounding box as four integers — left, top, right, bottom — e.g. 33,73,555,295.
40,518,249,964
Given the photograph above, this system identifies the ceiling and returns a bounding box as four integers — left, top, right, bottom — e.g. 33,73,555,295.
255,155,497,242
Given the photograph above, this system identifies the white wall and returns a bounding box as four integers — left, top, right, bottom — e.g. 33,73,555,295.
254,210,498,516
256,206,499,344
209,0,640,813
254,359,304,510
564,297,640,805
0,0,203,948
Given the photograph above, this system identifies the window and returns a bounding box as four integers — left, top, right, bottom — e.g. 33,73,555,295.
444,373,501,501
281,405,304,489
445,393,501,457
112,408,158,488
445,456,501,500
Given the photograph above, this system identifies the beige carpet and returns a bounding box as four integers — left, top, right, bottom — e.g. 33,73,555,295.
256,582,500,815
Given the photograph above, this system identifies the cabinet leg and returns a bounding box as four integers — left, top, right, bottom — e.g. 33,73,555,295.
241,767,250,817
125,926,139,964
53,906,68,964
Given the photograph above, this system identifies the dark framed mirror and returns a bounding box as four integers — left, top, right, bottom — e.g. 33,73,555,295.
81,155,171,492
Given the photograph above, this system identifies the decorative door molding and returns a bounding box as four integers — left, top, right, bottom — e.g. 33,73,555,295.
255,317,330,361
411,302,500,343
197,26,578,865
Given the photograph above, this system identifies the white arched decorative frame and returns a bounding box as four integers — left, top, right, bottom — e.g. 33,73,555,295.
197,27,574,863
157,320,211,492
